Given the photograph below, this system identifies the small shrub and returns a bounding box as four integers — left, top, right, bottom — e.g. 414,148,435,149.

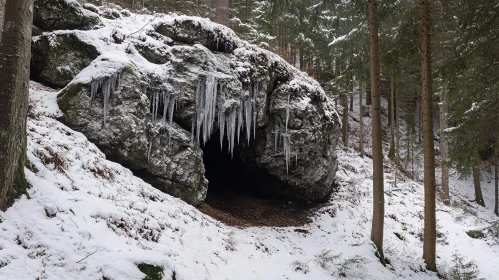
292,260,310,274
137,263,164,280
315,250,341,269
224,231,237,251
445,253,482,280
338,255,366,278
485,221,499,239
466,230,485,239
36,148,67,173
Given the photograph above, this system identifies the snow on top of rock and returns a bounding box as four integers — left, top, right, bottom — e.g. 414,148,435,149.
52,9,338,121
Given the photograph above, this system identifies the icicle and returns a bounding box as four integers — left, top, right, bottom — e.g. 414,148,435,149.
226,110,236,157
281,132,291,173
101,73,118,125
218,99,225,150
90,79,103,105
151,89,160,122
244,97,252,144
252,81,259,139
195,77,205,145
285,93,291,131
237,99,243,144
162,91,171,124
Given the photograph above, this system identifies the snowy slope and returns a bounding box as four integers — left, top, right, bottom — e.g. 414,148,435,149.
0,81,497,279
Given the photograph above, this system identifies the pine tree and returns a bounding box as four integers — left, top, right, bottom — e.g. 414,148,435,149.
216,0,230,26
368,0,384,261
419,0,437,272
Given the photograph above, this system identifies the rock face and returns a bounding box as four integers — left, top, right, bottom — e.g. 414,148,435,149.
57,62,207,204
34,0,101,31
34,2,340,205
31,33,100,88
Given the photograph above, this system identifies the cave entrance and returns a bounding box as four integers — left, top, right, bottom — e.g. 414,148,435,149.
197,133,321,228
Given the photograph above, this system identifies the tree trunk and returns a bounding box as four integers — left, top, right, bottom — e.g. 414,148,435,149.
388,74,395,159
215,0,230,26
0,0,33,210
342,93,349,147
368,0,384,261
350,96,354,112
299,3,305,71
420,0,437,272
495,157,498,216
366,86,372,106
440,89,450,205
360,84,365,158
472,165,485,207
395,82,400,167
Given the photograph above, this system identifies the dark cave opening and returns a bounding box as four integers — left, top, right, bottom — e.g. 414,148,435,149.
201,134,261,197
198,133,322,228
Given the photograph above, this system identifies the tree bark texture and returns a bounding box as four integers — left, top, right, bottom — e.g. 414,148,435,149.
439,90,450,205
388,75,395,159
472,165,485,207
0,0,33,210
368,0,384,260
395,83,400,167
359,84,365,158
420,0,437,272
215,0,230,26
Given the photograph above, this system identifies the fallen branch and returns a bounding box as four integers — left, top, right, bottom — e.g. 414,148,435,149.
76,250,97,263
68,217,79,229
127,14,158,38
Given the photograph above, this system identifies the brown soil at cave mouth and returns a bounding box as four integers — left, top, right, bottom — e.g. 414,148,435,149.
197,186,324,228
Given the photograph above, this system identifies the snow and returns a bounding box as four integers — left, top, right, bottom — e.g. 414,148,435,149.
2,80,497,279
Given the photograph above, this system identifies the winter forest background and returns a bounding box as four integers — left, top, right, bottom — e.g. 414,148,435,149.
0,0,498,279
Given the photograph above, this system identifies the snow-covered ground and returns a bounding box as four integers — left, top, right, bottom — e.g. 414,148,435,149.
0,82,497,279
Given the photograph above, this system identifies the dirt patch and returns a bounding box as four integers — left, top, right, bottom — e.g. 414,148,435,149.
197,186,323,228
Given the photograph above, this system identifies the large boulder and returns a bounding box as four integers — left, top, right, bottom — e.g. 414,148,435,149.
49,10,340,204
34,0,101,31
31,32,100,88
57,59,208,204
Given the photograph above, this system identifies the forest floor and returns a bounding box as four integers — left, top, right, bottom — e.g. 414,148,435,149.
197,186,323,228
0,82,498,279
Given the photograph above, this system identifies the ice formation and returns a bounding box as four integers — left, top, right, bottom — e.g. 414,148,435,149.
90,73,120,126
190,68,293,171
140,65,294,170
144,63,181,147
272,95,293,173
192,68,261,158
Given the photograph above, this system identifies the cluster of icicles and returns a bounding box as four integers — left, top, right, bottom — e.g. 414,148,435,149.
89,67,294,172
90,72,120,125
190,69,258,157
189,67,294,172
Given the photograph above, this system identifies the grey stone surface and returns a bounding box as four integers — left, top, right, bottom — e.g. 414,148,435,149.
44,7,340,204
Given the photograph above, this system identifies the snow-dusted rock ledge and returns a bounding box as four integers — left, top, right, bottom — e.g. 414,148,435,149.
32,0,340,205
